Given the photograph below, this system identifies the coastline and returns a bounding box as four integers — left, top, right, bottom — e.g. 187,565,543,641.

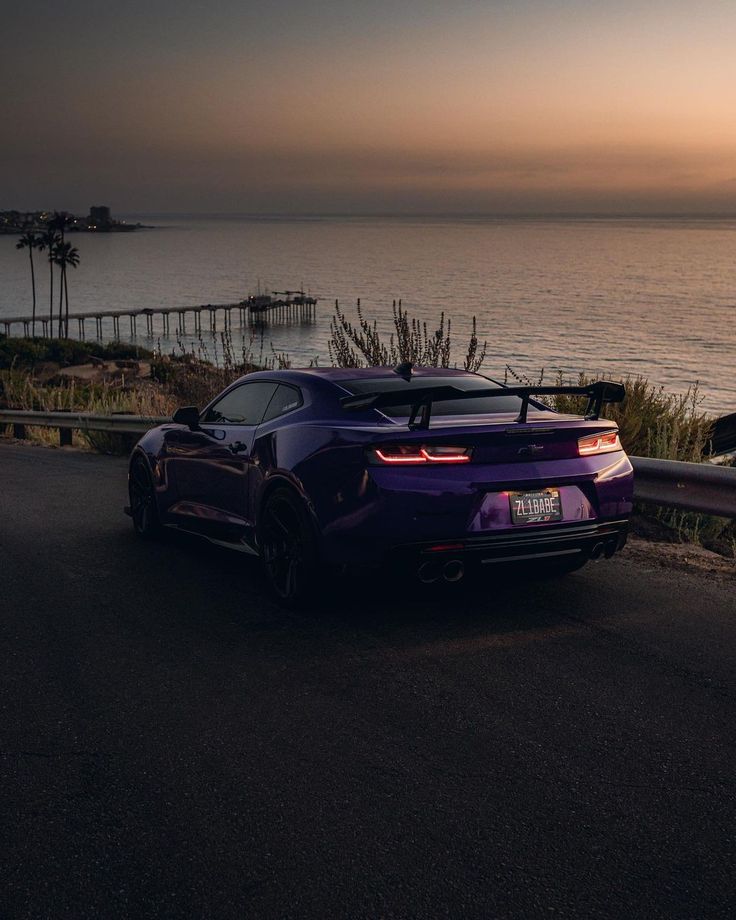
3,215,734,415
0,207,151,235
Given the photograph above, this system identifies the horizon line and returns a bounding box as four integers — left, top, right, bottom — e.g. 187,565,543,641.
114,211,736,221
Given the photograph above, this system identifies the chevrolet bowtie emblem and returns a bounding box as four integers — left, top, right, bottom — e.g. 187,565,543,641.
518,444,545,456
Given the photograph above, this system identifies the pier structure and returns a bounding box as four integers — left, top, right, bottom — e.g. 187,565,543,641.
0,294,317,341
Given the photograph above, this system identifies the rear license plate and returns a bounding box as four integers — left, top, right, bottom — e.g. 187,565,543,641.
509,489,562,524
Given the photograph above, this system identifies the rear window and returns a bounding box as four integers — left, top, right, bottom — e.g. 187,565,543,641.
342,375,525,417
262,384,302,422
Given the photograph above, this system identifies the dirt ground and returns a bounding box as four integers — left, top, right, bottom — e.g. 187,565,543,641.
620,534,735,582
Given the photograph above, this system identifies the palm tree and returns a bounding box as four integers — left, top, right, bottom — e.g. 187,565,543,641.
37,228,61,337
49,211,74,242
15,231,42,336
48,214,75,337
53,242,81,337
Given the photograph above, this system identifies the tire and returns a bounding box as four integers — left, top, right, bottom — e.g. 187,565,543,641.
128,456,162,539
259,488,319,606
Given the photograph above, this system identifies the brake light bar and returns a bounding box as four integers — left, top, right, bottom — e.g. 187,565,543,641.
374,448,425,463
373,446,472,465
422,446,472,463
578,430,621,456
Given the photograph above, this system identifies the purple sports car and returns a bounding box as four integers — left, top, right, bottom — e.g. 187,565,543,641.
126,366,633,602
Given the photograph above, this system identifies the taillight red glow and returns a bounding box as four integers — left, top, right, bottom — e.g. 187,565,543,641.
421,446,471,463
373,446,472,464
578,430,621,456
374,447,426,463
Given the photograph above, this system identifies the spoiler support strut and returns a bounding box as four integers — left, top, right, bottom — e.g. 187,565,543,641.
342,380,625,430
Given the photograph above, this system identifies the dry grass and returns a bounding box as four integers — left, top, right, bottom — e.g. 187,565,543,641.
0,329,295,453
328,299,486,371
0,363,178,452
150,329,295,407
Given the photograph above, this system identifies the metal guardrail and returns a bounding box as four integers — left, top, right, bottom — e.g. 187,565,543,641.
0,409,169,444
631,456,736,518
1,410,734,518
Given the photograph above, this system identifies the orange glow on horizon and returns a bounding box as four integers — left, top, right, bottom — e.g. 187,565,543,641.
5,1,736,212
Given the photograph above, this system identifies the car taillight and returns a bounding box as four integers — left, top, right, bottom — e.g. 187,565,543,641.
577,430,621,456
372,445,472,464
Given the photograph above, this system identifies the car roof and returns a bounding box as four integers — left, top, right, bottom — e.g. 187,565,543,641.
220,368,510,417
298,366,482,381
231,366,487,387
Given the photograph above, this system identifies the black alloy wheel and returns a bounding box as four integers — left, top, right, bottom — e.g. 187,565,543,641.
128,457,161,539
260,488,318,605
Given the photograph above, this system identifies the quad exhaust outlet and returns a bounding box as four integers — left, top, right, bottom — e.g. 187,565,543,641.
443,559,465,582
591,538,619,561
417,559,465,583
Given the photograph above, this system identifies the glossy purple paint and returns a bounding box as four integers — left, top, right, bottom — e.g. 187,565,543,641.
130,367,633,570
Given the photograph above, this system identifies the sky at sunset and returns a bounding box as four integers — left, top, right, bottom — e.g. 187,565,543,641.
3,0,736,215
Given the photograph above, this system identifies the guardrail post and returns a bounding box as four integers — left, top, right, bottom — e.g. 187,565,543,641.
59,426,73,447
12,424,26,439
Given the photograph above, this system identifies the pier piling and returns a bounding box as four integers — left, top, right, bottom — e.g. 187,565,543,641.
1,296,317,343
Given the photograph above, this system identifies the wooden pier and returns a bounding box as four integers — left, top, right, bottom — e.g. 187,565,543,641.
0,294,317,340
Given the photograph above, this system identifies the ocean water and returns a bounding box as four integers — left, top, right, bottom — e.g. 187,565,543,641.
1,215,734,415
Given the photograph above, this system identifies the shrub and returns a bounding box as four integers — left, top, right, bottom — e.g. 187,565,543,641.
540,371,714,462
328,300,486,371
0,335,154,369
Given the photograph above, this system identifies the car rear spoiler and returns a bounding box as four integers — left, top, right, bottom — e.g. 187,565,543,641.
341,380,626,430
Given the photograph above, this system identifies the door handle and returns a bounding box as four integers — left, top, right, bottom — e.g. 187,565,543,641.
229,441,249,454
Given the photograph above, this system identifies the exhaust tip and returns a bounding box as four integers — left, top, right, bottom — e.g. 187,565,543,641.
590,542,605,560
443,559,465,583
418,561,441,584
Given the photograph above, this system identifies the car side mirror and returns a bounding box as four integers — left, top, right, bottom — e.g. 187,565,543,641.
172,406,200,429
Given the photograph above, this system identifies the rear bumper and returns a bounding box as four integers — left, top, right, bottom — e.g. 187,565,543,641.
393,518,629,567
316,453,633,566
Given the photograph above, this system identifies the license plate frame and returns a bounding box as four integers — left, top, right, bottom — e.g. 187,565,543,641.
509,488,562,525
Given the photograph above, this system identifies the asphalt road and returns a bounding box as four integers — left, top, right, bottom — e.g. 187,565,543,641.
1,442,735,920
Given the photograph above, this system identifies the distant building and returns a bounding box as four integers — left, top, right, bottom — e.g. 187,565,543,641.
0,205,141,234
89,205,111,228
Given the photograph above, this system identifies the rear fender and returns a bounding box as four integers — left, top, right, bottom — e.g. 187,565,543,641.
255,473,323,553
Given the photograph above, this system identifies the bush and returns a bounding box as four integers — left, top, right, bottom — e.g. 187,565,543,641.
542,371,714,462
0,335,154,369
0,336,47,368
328,300,486,371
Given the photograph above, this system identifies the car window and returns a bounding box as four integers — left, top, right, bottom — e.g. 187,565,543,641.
262,384,303,423
202,381,278,425
342,376,525,417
